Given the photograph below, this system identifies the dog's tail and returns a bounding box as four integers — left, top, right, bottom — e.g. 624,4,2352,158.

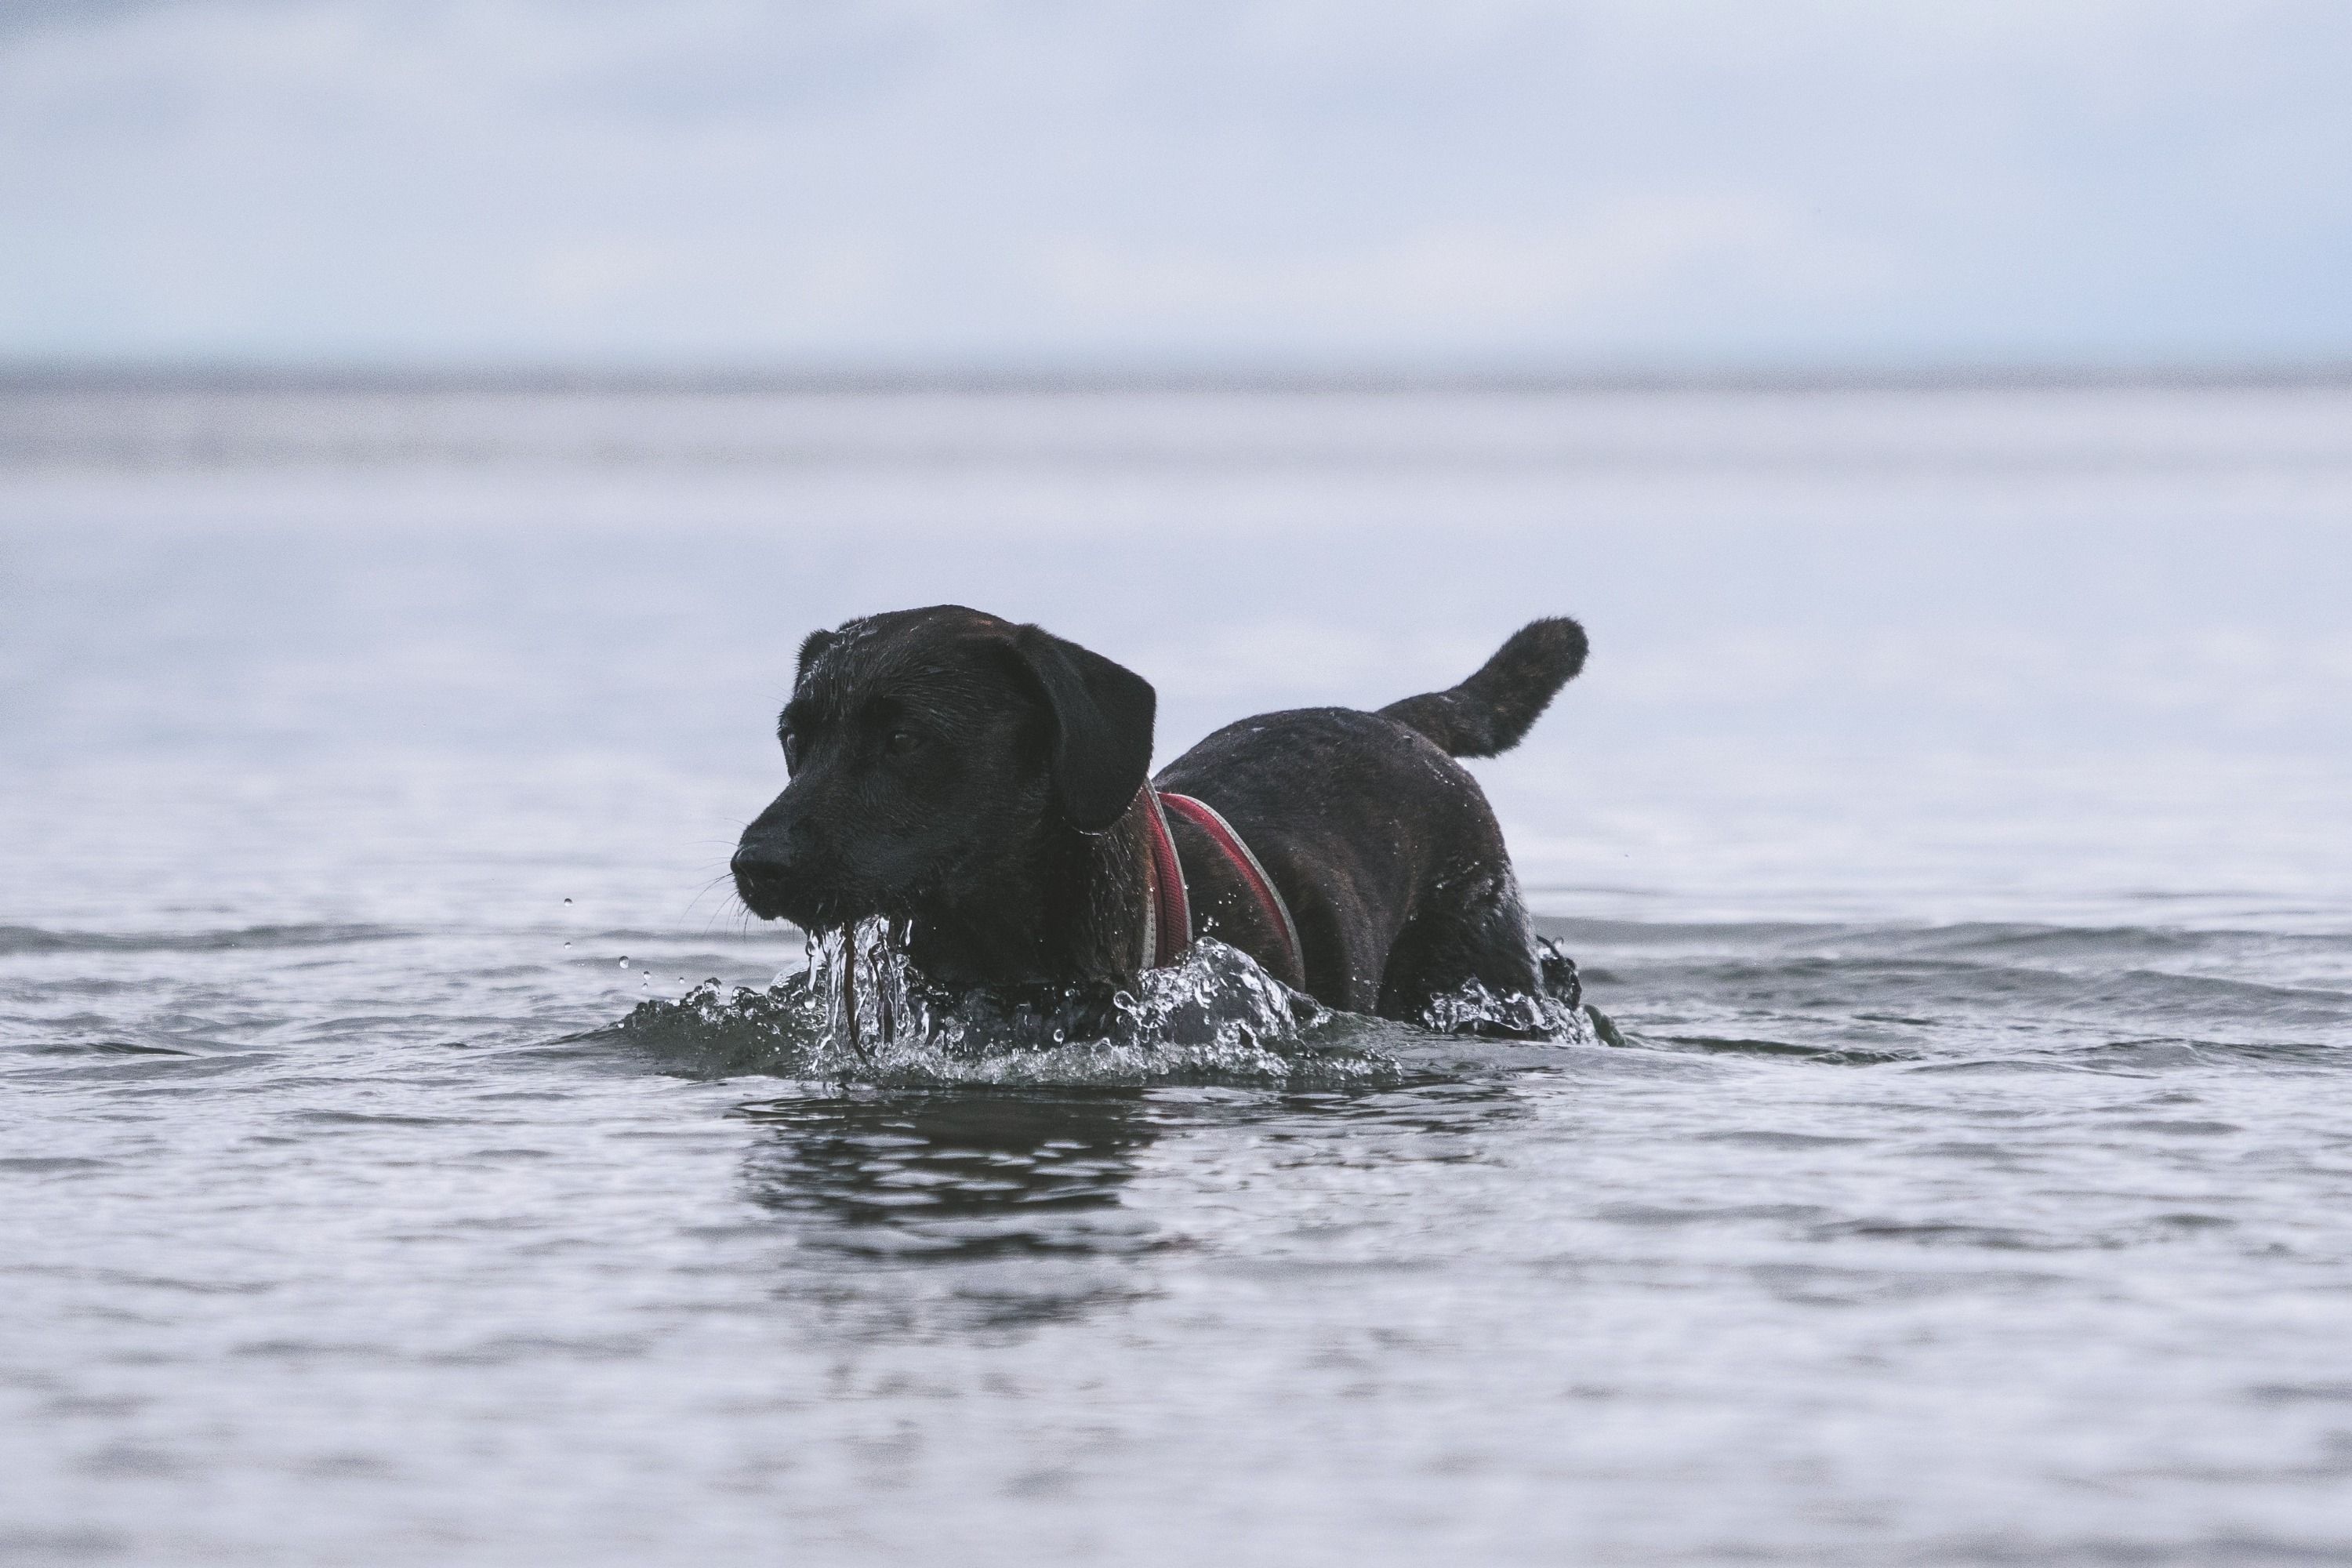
1377,617,1587,758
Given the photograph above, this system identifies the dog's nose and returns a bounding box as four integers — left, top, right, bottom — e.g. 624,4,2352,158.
731,838,795,887
731,830,804,910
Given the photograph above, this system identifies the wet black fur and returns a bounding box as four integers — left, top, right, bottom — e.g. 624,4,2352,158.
732,606,1587,1023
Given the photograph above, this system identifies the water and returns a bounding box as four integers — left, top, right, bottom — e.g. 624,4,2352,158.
5,382,2351,1564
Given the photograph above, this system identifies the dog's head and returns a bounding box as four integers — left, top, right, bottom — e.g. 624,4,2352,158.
731,605,1156,932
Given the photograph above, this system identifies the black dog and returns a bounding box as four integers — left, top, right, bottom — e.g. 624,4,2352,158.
732,607,1585,1024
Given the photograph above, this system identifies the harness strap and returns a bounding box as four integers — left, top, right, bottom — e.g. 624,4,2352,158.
1138,787,1305,985
1135,786,1191,971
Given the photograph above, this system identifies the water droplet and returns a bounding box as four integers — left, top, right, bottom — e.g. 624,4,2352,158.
562,897,573,906
562,940,572,949
617,956,630,967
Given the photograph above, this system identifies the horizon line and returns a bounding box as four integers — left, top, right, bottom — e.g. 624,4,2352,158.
5,358,2352,396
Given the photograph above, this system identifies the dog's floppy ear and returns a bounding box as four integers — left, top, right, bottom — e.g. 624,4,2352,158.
1007,624,1156,832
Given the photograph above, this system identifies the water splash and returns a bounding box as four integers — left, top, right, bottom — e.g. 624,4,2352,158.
612,921,1606,1087
1418,978,1598,1042
1413,936,1610,1044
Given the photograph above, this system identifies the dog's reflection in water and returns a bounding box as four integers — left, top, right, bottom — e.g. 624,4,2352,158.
738,1090,1161,1332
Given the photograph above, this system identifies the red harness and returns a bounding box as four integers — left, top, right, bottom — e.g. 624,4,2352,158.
1135,786,1305,982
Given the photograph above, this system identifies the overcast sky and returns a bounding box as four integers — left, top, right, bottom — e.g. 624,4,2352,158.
3,0,2347,372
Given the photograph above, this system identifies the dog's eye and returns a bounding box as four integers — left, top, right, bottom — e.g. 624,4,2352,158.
884,729,922,757
780,730,801,771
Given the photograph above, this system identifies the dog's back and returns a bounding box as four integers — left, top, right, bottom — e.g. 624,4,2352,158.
1154,618,1584,1020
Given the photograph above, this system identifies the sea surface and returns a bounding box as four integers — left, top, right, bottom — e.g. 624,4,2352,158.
4,380,2351,1565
